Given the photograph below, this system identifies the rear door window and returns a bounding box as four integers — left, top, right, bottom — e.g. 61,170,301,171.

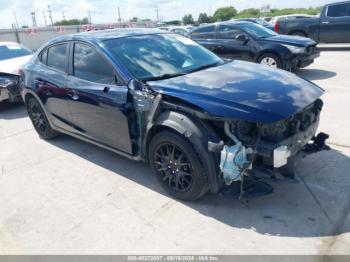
191,25,216,39
47,44,68,72
73,43,115,85
217,25,241,39
327,3,350,17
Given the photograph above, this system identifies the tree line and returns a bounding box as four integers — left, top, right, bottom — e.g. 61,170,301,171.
182,6,321,25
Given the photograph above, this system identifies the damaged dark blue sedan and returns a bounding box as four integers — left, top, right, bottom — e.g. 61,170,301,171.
20,29,329,200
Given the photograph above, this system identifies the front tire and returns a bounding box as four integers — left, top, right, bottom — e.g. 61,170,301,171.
27,97,58,140
257,53,282,69
148,131,208,201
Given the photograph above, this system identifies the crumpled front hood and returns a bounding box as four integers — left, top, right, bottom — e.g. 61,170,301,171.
148,61,324,124
263,34,317,47
0,55,32,75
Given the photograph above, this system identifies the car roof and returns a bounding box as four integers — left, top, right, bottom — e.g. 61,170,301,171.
193,21,251,30
46,28,168,44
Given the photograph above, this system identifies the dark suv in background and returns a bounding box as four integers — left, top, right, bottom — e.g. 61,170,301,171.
189,21,319,71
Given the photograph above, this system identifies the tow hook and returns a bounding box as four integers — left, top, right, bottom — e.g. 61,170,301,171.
303,132,330,154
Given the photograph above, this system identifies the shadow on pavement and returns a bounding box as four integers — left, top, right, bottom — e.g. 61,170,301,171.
297,68,337,81
47,134,350,238
0,102,27,119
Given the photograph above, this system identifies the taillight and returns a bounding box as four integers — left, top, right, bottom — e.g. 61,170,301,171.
274,22,280,33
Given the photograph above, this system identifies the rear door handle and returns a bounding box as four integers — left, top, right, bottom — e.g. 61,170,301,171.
322,21,330,24
67,89,79,100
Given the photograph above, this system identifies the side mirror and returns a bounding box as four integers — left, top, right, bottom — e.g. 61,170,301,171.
235,34,249,44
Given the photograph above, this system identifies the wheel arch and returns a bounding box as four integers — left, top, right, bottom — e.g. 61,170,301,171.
24,91,55,128
289,30,308,37
144,110,222,193
255,49,283,63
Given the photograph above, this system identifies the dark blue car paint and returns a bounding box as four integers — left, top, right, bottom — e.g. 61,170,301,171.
148,60,323,124
21,29,324,152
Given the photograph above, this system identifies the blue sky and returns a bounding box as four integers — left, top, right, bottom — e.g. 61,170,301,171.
0,0,335,29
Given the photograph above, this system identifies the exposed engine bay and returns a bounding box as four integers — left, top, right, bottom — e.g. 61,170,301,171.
216,98,329,186
0,73,20,103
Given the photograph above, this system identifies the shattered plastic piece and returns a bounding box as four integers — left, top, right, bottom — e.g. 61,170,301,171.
273,145,291,168
219,142,252,184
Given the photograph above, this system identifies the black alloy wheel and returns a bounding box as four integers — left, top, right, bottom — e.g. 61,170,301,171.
154,142,194,192
27,97,57,139
149,131,208,201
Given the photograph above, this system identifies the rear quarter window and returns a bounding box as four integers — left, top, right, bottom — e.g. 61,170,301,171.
47,43,68,72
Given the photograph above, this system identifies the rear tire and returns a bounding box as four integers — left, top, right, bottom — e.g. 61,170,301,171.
27,97,58,140
257,53,282,69
148,131,208,201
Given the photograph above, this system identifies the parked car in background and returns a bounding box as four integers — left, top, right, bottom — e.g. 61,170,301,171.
276,1,350,43
262,17,273,22
0,42,33,103
21,29,328,201
169,26,194,37
157,26,171,31
236,18,275,31
189,21,319,70
270,14,315,25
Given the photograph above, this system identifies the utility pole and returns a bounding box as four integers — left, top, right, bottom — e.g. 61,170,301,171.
88,11,92,24
13,12,19,29
156,7,159,22
117,7,121,24
62,11,66,20
43,11,47,27
31,11,37,27
48,5,53,26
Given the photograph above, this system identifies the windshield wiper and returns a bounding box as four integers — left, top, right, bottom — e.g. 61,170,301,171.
143,72,187,82
187,62,221,74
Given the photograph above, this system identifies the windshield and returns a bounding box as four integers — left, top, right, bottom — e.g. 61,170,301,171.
241,23,277,38
104,33,223,81
0,44,32,61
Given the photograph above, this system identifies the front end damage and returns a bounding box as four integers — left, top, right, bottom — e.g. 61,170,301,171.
129,77,329,198
211,98,329,190
0,73,21,103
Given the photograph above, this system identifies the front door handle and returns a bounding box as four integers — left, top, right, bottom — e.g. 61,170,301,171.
67,90,79,100
322,21,330,24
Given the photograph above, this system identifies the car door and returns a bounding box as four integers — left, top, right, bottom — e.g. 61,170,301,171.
66,42,133,154
216,25,254,61
33,43,74,131
190,25,218,52
319,2,350,43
